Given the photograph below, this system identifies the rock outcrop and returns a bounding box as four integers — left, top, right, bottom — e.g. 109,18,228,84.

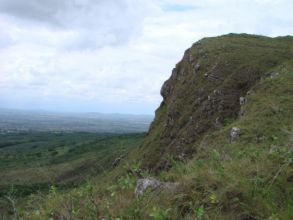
139,34,293,171
134,177,179,197
230,127,241,143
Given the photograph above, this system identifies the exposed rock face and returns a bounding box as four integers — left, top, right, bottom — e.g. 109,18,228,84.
230,127,241,143
140,34,293,171
134,177,179,197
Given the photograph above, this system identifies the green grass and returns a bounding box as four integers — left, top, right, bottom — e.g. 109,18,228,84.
1,34,292,220
0,132,145,218
10,50,292,220
139,34,293,171
0,132,144,197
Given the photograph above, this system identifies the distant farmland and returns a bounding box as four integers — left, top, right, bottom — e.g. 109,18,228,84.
0,109,153,133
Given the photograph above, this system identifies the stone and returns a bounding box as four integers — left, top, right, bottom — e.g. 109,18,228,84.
230,127,241,143
215,117,222,128
239,97,246,105
208,73,221,81
178,152,186,161
194,64,200,71
195,97,201,105
265,72,280,78
112,157,121,167
135,177,161,197
134,177,179,197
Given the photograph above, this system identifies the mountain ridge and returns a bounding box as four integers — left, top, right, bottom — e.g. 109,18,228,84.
139,33,293,171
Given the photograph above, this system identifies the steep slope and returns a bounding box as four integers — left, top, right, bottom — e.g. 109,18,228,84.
4,34,293,220
140,34,293,171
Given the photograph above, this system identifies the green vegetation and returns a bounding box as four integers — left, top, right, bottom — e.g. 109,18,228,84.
0,132,144,218
140,34,293,171
0,132,144,187
1,34,292,219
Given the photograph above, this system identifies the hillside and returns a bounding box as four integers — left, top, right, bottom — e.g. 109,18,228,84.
140,33,293,171
0,132,144,188
2,34,293,220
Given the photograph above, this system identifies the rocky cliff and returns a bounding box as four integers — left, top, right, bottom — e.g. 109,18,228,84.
140,34,293,171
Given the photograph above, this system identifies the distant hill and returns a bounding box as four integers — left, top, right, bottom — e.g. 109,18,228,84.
0,109,153,133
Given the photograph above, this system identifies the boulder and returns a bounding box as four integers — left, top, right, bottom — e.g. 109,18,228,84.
239,97,246,105
265,72,280,78
134,177,179,197
230,127,241,143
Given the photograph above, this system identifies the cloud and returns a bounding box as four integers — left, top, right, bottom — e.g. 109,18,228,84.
0,0,151,49
0,0,292,114
0,30,12,48
161,3,199,12
0,0,67,24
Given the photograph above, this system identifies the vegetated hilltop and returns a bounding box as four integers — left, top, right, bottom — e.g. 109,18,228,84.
140,33,293,171
4,34,293,220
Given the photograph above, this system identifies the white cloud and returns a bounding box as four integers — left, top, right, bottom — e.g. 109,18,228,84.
0,0,292,114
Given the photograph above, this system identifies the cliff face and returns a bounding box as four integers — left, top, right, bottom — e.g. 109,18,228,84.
140,34,293,171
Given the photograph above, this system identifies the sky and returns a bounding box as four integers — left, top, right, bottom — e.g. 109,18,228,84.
0,0,292,114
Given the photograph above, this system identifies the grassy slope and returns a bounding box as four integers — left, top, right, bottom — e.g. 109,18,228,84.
2,34,293,219
0,132,144,218
162,60,293,219
0,133,144,186
140,34,293,171
15,56,292,220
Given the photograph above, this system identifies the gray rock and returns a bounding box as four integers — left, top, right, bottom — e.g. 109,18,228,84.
194,63,200,71
134,177,179,197
195,97,201,105
135,177,161,197
112,157,121,167
214,117,222,128
205,73,222,81
230,127,241,143
213,89,221,95
265,72,280,78
178,152,186,161
239,97,246,105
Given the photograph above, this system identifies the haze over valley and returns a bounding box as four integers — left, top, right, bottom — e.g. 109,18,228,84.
0,108,153,134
